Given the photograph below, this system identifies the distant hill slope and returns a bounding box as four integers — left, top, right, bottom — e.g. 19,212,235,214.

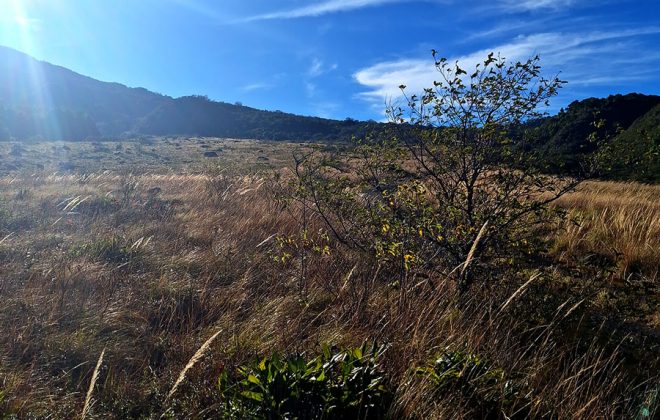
597,103,660,182
0,46,377,141
527,93,660,174
135,95,378,141
0,45,167,139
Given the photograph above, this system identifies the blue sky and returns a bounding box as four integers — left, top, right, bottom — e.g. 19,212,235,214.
0,0,659,120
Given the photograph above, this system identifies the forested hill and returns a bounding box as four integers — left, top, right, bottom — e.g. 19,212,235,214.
135,95,378,141
595,101,660,182
527,93,660,182
0,46,377,141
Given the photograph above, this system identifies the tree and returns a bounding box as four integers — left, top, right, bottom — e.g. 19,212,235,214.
284,52,579,293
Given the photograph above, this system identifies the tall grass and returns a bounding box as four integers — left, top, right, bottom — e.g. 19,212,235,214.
553,181,659,280
0,171,656,418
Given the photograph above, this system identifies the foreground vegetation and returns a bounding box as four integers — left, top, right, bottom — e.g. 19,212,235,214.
0,146,657,417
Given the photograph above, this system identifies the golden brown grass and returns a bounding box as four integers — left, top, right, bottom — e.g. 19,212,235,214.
166,330,221,401
553,181,660,280
0,155,657,418
81,348,105,419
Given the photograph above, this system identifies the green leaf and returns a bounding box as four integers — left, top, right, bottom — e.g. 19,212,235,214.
353,347,363,360
241,390,264,402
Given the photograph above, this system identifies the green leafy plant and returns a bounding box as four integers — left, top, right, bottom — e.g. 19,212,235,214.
417,348,528,418
218,344,392,419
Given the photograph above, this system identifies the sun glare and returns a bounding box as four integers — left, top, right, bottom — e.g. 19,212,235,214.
7,0,62,139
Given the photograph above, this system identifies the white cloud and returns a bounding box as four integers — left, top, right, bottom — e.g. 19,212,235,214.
499,0,575,11
305,58,338,98
353,27,660,111
308,58,338,77
246,0,409,21
241,83,274,92
304,58,341,116
309,59,324,77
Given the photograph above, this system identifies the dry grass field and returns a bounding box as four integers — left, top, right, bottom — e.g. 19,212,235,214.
554,181,659,282
0,138,309,175
0,139,658,418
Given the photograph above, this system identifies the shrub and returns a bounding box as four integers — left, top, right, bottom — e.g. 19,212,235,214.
286,53,579,292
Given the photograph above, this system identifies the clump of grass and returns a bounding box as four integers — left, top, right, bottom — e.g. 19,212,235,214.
69,236,143,264
0,204,10,229
74,195,120,217
15,187,32,201
415,347,526,418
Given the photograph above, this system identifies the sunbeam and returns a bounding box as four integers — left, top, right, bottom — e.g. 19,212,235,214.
7,0,62,140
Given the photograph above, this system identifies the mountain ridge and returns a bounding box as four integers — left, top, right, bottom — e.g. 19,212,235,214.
0,45,378,141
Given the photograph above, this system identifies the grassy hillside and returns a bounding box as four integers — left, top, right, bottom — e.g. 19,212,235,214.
0,46,167,139
0,139,657,418
1,46,658,184
135,95,382,141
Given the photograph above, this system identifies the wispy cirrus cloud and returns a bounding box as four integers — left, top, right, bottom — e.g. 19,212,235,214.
353,27,660,112
192,0,584,24
308,58,338,77
246,0,411,21
241,82,274,92
302,57,341,117
494,1,628,14
306,58,339,95
498,0,576,11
